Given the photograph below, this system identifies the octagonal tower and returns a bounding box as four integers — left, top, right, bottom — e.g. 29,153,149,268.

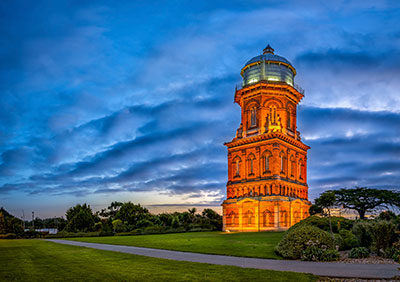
222,45,311,232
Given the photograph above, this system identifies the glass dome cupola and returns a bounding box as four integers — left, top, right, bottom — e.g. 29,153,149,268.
241,45,296,87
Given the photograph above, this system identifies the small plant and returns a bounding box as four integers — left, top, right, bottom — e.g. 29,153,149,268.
352,221,373,248
320,249,340,261
339,229,359,250
384,241,400,263
333,233,345,250
349,247,370,258
369,220,396,254
301,246,323,261
301,246,340,261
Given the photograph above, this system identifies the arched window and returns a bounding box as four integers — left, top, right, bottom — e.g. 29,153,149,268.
269,106,277,124
227,211,237,226
299,159,303,179
281,210,288,227
232,157,241,177
287,110,291,130
290,155,295,177
263,210,274,227
250,107,257,127
262,150,271,172
294,211,300,224
279,151,285,173
247,154,255,176
244,210,254,225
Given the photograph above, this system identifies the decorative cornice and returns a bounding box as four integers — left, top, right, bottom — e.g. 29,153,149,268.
235,81,303,105
227,176,308,187
225,132,310,151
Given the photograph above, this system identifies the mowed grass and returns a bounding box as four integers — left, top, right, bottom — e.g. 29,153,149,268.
67,231,284,259
0,239,317,282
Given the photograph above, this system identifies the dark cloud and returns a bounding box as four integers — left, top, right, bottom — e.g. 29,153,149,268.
1,1,400,216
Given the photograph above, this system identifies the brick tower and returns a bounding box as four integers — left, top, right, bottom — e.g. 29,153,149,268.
222,45,311,232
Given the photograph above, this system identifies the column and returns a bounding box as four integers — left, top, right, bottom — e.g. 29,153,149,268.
274,204,279,229
255,202,259,232
239,206,243,232
222,206,226,231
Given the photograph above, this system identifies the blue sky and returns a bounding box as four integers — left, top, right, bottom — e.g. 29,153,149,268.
1,0,400,218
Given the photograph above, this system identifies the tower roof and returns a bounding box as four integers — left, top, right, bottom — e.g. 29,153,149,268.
243,45,294,70
241,44,297,87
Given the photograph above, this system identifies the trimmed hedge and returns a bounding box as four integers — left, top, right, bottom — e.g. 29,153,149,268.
288,215,353,233
275,225,335,259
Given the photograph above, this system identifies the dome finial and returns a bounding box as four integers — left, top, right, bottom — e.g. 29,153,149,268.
263,44,274,54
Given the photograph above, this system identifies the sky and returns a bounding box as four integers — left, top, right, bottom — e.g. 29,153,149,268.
1,0,400,219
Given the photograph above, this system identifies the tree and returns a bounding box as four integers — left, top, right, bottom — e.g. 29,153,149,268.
100,201,123,219
0,211,6,234
309,204,323,215
114,202,150,226
314,191,336,235
65,204,98,232
330,187,400,219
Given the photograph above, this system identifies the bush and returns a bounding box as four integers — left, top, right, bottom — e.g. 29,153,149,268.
349,247,370,258
352,221,373,248
333,233,345,250
275,225,335,259
320,249,340,261
369,220,396,254
301,246,323,261
384,241,400,263
135,219,154,229
378,211,397,221
339,229,359,250
301,246,340,261
288,215,353,233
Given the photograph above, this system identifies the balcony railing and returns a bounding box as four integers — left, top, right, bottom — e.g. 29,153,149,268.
236,80,305,95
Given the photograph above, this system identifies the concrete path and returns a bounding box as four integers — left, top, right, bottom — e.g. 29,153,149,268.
47,239,400,279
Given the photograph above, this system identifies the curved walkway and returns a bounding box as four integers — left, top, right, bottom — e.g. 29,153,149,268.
47,239,400,279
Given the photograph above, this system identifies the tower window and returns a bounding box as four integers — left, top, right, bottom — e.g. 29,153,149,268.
247,154,255,176
250,107,257,127
265,155,269,170
290,156,295,177
269,106,277,124
236,161,240,176
299,160,303,179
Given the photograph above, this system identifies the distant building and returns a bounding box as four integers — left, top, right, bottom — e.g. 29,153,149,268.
222,45,311,232
328,208,374,220
24,228,58,234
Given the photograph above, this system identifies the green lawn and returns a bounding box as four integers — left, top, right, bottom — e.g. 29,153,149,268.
66,231,284,259
0,239,316,282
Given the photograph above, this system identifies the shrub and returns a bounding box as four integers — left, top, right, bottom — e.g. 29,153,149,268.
288,215,353,233
369,220,396,254
378,211,397,221
352,221,373,248
349,247,370,258
135,219,154,228
333,233,345,250
301,246,323,261
320,249,340,261
301,246,340,261
384,241,400,263
275,225,334,259
339,229,359,250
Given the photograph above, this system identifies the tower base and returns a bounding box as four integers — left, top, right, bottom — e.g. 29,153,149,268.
222,196,311,232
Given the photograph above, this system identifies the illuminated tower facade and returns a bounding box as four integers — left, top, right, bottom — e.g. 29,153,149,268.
222,45,311,232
